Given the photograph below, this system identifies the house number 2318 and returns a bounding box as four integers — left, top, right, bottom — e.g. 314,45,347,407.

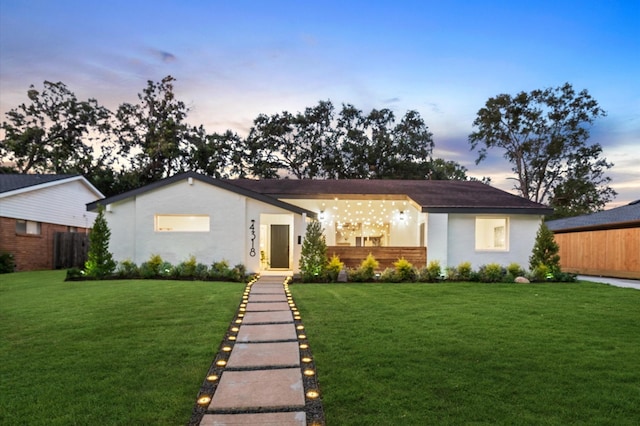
249,220,256,257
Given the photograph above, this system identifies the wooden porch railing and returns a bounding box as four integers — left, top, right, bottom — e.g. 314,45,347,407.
327,246,427,270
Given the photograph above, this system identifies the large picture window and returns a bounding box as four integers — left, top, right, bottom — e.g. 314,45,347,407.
155,215,210,232
16,219,41,235
475,217,508,251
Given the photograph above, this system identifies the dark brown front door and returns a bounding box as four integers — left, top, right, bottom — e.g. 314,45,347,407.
270,225,290,268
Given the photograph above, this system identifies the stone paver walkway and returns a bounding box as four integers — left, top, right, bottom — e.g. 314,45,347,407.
190,276,324,425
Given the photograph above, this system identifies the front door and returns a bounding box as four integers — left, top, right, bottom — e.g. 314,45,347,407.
270,224,290,268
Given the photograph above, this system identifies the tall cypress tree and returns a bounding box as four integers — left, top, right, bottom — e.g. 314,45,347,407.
84,206,116,278
529,222,560,271
299,220,327,282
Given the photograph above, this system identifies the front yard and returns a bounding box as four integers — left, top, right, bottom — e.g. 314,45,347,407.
2,272,639,424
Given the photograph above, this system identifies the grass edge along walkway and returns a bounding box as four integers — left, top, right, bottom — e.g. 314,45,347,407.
189,276,325,425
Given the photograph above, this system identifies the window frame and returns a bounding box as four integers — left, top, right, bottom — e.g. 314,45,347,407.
154,214,210,233
475,216,509,251
15,219,41,235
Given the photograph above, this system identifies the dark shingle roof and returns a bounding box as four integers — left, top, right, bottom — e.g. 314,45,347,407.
546,200,640,232
225,178,553,214
0,174,78,194
86,172,317,217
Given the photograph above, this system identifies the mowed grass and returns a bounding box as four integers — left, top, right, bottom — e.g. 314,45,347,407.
291,282,640,425
0,271,242,425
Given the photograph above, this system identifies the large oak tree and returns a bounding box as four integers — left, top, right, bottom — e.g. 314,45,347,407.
469,83,615,217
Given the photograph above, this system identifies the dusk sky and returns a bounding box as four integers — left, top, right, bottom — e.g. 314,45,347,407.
1,0,638,207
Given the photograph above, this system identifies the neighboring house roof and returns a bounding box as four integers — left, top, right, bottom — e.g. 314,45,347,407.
225,178,553,215
86,172,317,218
0,174,103,198
546,200,640,232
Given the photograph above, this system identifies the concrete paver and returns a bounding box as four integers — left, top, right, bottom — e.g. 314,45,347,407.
227,342,300,368
242,310,293,324
236,323,298,342
245,301,292,312
200,412,306,425
248,293,288,302
208,368,305,410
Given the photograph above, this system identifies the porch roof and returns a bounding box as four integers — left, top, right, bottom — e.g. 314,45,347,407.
224,179,553,215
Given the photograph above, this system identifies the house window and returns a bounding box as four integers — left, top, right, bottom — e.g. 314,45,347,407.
475,217,508,251
154,215,210,232
16,220,41,235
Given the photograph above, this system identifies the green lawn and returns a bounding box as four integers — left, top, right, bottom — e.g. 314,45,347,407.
291,282,640,425
0,271,242,425
3,274,639,425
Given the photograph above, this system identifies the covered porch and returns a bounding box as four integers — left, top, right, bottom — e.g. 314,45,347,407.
286,196,429,270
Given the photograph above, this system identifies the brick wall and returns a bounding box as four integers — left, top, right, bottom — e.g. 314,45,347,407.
0,216,89,271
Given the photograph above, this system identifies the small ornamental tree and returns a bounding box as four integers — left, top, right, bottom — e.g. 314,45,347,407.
299,220,327,281
84,206,116,278
529,222,560,272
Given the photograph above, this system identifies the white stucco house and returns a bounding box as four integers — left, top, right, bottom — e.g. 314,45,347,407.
87,172,552,275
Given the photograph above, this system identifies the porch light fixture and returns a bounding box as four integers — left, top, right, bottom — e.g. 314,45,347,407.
399,211,406,221
318,211,326,221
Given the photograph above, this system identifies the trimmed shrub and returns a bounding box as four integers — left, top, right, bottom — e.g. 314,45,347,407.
393,257,416,282
507,262,525,278
116,260,139,278
530,264,551,282
175,255,197,278
140,254,164,278
457,261,473,281
0,252,15,274
326,254,344,282
66,267,84,280
194,263,209,280
210,260,231,280
380,267,400,283
478,263,504,283
348,254,380,282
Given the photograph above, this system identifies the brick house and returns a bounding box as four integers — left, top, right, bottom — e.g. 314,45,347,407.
0,174,103,271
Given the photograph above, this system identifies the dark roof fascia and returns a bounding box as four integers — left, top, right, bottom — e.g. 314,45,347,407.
86,172,316,218
550,219,640,234
422,206,554,215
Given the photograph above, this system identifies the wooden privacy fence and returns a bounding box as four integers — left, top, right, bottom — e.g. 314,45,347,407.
54,232,89,269
553,227,640,279
327,246,427,270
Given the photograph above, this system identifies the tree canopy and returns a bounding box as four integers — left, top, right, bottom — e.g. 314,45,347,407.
2,77,617,218
469,83,615,218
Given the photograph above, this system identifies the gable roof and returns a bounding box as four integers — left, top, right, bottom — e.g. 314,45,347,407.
86,172,317,218
224,178,553,215
0,174,103,198
546,200,640,232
